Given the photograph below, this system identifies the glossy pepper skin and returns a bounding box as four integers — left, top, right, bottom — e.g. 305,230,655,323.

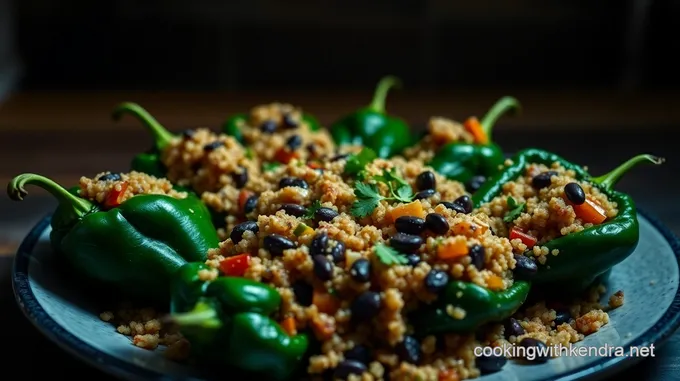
7,174,220,303
410,281,530,335
330,76,412,158
112,102,176,179
167,262,309,381
473,149,665,292
428,96,520,184
223,112,321,144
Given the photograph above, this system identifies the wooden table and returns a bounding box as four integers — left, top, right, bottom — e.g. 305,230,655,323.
1,91,679,379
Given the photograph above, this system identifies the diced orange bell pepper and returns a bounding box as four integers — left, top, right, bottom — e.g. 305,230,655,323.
487,274,504,290
437,240,469,260
390,201,425,222
463,116,488,145
281,316,297,336
439,369,460,381
219,253,251,276
313,290,340,315
572,198,607,224
509,226,537,248
103,181,129,209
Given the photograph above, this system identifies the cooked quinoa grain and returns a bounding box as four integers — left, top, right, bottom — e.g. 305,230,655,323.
78,171,187,204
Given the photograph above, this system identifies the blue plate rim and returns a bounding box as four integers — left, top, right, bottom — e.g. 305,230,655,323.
11,208,680,381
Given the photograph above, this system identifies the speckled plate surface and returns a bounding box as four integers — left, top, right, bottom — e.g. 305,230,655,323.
12,209,680,381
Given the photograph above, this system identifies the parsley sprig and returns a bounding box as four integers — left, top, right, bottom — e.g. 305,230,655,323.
344,148,377,177
503,196,526,223
374,242,408,266
350,168,416,218
304,199,322,219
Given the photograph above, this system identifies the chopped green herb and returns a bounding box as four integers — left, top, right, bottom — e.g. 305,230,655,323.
374,242,409,266
304,199,322,219
245,147,254,159
262,162,280,172
328,288,339,297
504,196,526,223
350,167,416,218
344,148,377,176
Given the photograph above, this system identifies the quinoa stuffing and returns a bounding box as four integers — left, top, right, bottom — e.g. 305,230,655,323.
9,88,663,381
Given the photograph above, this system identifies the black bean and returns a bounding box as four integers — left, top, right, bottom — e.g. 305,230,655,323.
313,255,333,281
453,195,473,214
203,141,224,151
564,182,586,205
286,134,303,150
349,259,371,283
396,336,422,364
97,173,122,181
351,291,381,321
292,281,313,306
181,129,196,139
468,244,485,270
260,120,277,134
281,203,308,217
310,231,329,256
243,195,258,214
406,254,421,267
329,240,346,263
282,114,299,129
466,175,486,192
513,254,538,280
554,309,572,325
476,353,507,375
531,171,558,189
505,317,525,337
315,207,339,222
416,171,436,191
391,233,423,253
330,153,350,161
414,189,436,200
333,360,367,380
395,216,426,235
519,338,550,363
425,213,449,235
440,201,467,214
263,234,296,256
230,221,259,244
424,270,449,294
231,167,248,188
344,345,372,365
279,177,308,189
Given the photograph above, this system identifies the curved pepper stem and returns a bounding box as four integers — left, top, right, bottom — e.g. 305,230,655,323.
7,173,94,220
163,300,223,329
368,75,401,113
480,96,521,139
591,154,665,190
112,102,174,150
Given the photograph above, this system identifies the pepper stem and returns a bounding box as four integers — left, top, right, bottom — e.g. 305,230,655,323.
112,102,174,150
368,76,402,113
480,96,521,139
162,301,222,329
7,173,94,218
591,154,665,189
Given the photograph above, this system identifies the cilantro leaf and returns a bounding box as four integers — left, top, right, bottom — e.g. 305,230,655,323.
304,199,322,219
394,184,414,202
350,182,383,218
262,162,280,172
504,196,526,223
374,242,409,266
344,148,377,176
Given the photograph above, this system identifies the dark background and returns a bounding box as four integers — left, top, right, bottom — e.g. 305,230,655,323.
9,0,680,91
1,1,680,380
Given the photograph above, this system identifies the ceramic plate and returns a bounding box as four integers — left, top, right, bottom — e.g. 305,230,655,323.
12,209,680,381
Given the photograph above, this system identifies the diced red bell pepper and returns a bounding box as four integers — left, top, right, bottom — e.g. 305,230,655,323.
103,181,129,209
219,253,251,276
274,148,299,164
238,190,253,212
509,226,537,248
